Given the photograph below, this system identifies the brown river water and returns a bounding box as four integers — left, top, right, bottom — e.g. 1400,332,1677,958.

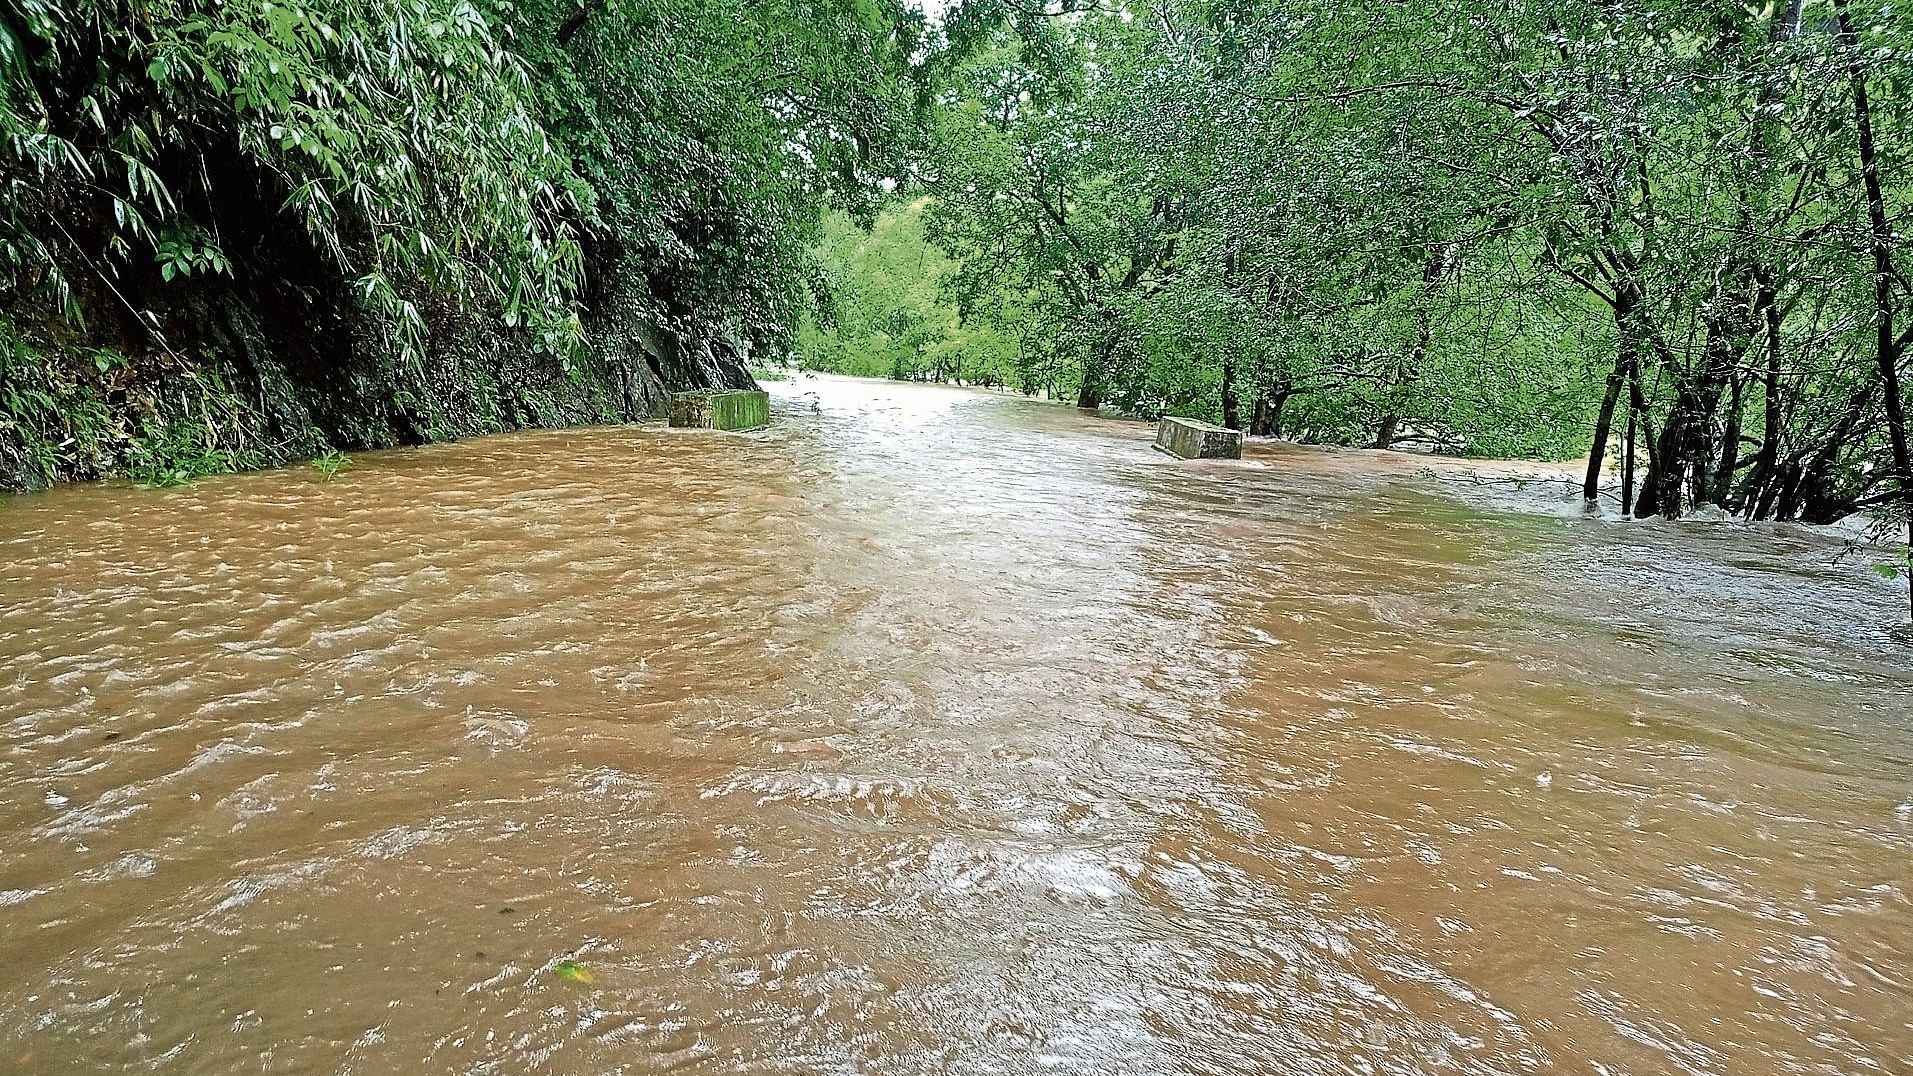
1,376,1909,1075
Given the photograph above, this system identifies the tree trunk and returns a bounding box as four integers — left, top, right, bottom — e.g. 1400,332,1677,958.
1698,302,1752,505
1584,350,1628,503
1585,291,1643,503
1621,392,1637,517
1688,302,1749,509
1838,0,1913,620
1787,377,1879,523
1251,383,1290,437
1638,382,1699,519
1220,356,1240,430
1717,2,1802,516
1711,369,1746,508
1743,269,1785,519
1775,457,1804,521
1075,366,1100,410
1376,243,1452,450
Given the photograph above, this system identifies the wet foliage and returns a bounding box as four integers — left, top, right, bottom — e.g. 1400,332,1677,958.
0,0,925,490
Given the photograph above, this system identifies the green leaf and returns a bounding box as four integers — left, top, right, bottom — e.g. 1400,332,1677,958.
551,961,593,984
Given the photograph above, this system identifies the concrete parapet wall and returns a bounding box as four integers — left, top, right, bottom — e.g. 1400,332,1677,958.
1155,416,1241,459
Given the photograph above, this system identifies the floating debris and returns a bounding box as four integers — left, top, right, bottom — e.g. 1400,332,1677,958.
551,961,593,984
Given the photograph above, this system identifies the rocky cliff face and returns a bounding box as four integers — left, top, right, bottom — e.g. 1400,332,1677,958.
0,259,756,494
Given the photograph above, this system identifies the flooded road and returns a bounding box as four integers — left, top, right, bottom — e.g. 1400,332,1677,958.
1,375,1908,1074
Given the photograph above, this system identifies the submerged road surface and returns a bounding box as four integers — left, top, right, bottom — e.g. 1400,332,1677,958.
1,376,1909,1074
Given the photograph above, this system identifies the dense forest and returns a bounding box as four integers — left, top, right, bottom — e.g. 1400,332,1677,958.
807,0,1913,570
3,0,1911,582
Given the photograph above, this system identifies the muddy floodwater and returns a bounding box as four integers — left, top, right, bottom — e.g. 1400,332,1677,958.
1,376,1909,1074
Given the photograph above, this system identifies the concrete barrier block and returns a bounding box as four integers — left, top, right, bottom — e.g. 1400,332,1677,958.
1154,416,1241,460
668,390,769,431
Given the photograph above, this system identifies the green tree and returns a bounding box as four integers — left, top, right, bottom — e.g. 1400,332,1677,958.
799,199,1020,386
